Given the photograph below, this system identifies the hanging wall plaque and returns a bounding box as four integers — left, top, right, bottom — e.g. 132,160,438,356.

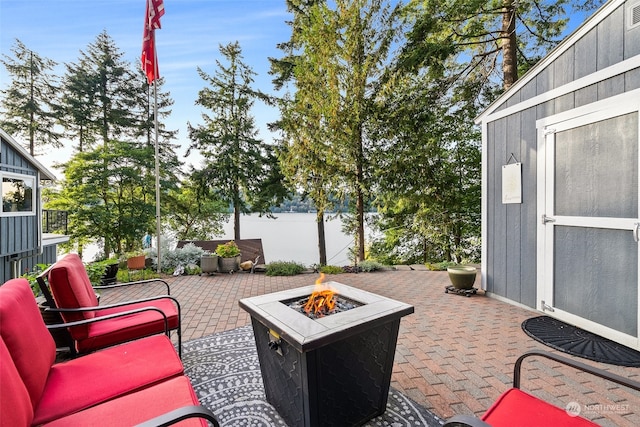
502,162,522,204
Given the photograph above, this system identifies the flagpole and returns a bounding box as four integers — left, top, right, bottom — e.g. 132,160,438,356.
154,63,161,274
142,0,164,273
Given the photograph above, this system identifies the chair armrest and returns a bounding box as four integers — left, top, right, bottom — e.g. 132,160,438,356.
443,415,492,427
134,405,220,427
45,306,169,334
94,279,171,295
513,350,640,392
46,295,181,317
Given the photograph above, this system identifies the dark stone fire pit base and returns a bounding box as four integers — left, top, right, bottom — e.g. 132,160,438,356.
240,282,414,427
251,317,401,426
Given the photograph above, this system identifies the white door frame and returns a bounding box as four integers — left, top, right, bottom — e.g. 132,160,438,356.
536,88,640,349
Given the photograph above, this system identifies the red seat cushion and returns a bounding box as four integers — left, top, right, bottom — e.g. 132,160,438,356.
74,298,179,353
33,335,184,425
482,388,598,427
47,253,179,353
0,339,34,427
0,279,56,409
43,376,208,427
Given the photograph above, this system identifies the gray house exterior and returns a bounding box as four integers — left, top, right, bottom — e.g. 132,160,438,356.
0,128,68,283
477,0,640,350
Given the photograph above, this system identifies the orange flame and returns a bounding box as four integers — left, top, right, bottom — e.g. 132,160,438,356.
304,273,336,317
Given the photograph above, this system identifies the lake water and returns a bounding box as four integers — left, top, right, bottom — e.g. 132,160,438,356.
219,213,374,266
80,212,375,266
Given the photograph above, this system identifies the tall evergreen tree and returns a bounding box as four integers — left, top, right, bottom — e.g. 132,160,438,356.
271,0,338,265
369,73,482,263
0,39,61,155
188,41,286,241
275,0,401,262
401,0,605,90
48,31,179,258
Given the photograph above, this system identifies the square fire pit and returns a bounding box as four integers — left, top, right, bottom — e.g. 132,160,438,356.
239,281,414,427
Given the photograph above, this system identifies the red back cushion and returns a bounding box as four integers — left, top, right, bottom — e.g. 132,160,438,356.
48,253,98,327
0,278,56,410
0,339,34,426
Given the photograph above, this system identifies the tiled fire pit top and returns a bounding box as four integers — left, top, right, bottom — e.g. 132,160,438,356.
239,281,414,352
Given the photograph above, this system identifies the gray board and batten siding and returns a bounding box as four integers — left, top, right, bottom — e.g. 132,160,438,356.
0,129,59,283
477,0,640,308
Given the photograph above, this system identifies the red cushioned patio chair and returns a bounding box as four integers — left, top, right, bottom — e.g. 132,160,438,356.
443,350,640,427
0,279,221,426
36,253,182,357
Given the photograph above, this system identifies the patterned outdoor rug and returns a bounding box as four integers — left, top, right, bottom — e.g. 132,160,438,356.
522,316,640,367
182,325,444,426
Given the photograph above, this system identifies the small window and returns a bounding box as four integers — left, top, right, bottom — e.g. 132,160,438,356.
1,173,36,216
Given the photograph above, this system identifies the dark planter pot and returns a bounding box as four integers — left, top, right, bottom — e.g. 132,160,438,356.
100,263,119,286
218,255,240,273
447,265,477,289
201,254,219,274
127,255,146,270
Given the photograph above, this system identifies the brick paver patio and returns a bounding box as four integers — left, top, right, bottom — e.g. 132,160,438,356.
101,269,640,426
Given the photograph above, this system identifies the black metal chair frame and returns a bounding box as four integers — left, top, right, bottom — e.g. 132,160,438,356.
36,265,182,358
444,349,640,426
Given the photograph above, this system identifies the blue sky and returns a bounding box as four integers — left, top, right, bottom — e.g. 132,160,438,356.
0,0,293,172
1,0,596,175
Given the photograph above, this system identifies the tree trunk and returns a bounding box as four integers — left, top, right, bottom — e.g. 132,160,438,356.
501,0,518,90
316,210,327,266
233,202,241,241
356,186,365,262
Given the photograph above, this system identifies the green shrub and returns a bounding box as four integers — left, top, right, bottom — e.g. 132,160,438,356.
184,264,202,275
266,261,306,276
215,241,241,258
21,263,49,296
358,260,385,272
160,243,205,271
319,265,343,274
85,259,119,285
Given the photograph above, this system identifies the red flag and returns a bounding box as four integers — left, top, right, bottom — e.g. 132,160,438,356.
141,0,165,84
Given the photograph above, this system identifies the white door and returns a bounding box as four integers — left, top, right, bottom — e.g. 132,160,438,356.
537,94,640,350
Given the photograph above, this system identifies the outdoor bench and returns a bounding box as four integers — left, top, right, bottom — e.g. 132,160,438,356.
0,278,219,426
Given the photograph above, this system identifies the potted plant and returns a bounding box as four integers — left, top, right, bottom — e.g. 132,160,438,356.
200,252,219,275
215,241,241,273
126,251,146,271
446,265,477,290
